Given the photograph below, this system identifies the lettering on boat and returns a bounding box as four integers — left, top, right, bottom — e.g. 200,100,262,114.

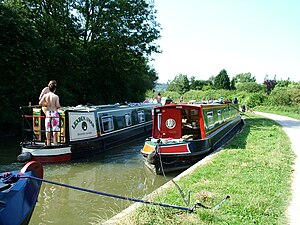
72,116,95,130
69,112,97,141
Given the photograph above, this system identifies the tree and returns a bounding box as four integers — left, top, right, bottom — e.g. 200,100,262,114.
234,72,256,83
230,78,236,90
235,82,264,93
0,0,161,133
263,75,277,94
214,69,231,90
167,74,190,95
190,76,212,90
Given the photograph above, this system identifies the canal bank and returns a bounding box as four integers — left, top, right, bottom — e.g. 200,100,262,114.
255,112,300,225
103,149,222,225
103,113,297,224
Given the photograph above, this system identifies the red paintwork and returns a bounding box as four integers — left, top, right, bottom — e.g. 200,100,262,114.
31,154,71,163
158,144,190,154
159,108,182,138
20,161,44,178
199,108,206,138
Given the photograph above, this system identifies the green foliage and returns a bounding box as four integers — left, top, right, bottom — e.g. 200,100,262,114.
0,0,161,132
235,82,264,93
244,93,267,108
183,89,237,103
190,76,212,90
254,105,300,120
166,74,190,95
214,69,231,90
276,79,291,87
234,72,256,83
230,78,236,90
267,87,291,106
265,85,300,106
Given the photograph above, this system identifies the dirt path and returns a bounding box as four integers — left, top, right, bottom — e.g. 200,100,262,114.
256,112,300,225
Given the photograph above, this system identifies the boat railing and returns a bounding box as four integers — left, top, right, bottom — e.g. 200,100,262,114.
20,106,65,145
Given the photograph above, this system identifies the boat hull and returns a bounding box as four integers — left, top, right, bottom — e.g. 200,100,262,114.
20,122,152,163
19,103,157,163
0,161,43,225
19,143,72,163
142,115,244,174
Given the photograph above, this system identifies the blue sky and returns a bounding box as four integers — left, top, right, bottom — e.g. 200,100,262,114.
151,0,300,84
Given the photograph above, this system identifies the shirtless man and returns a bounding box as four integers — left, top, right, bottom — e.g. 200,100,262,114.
39,80,57,115
39,82,61,145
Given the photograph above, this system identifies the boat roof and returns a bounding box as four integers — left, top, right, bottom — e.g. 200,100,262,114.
60,102,159,112
155,101,233,110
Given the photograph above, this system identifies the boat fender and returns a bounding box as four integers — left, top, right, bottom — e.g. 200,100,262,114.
17,152,32,163
147,150,156,164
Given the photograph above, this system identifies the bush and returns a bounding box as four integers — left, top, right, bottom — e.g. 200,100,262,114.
244,93,267,108
267,87,291,106
235,82,264,93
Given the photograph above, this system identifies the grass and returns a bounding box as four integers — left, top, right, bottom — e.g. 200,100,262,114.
117,114,295,225
254,105,300,120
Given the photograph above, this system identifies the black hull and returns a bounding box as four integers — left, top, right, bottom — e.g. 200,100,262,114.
146,118,244,174
71,123,151,160
145,149,212,174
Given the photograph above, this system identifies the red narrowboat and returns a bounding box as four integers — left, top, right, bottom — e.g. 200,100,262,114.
141,101,244,174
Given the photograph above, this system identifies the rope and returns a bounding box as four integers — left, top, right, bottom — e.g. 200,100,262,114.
21,175,194,212
156,141,191,206
3,173,229,212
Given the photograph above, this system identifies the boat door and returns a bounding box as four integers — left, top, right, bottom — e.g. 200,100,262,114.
159,108,182,138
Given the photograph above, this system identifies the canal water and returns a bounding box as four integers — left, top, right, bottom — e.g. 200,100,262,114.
0,137,178,224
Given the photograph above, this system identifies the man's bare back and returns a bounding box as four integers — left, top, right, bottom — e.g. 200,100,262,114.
44,92,60,111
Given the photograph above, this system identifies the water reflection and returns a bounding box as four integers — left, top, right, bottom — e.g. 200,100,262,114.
24,139,177,224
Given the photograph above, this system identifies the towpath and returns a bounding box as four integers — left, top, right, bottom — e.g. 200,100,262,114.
256,112,300,225
104,112,300,224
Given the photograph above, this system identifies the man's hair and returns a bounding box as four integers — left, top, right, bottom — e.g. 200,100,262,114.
49,83,56,92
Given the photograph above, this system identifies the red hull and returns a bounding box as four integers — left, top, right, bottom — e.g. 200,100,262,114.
31,154,71,163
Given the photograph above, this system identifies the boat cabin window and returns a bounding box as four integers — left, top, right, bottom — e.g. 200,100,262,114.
191,109,198,116
207,111,214,129
101,116,114,132
217,110,222,124
137,110,145,123
125,113,132,126
181,108,200,139
157,113,162,131
207,111,213,119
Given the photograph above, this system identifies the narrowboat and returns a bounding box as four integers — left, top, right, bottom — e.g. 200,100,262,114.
141,101,244,174
0,161,43,225
18,103,158,163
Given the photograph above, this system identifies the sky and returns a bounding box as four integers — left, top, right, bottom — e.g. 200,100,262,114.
151,0,300,84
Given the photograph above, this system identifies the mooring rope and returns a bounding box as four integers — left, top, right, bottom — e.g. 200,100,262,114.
21,175,195,212
2,172,229,212
156,140,191,206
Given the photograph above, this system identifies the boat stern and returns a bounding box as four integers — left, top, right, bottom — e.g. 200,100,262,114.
141,138,157,156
